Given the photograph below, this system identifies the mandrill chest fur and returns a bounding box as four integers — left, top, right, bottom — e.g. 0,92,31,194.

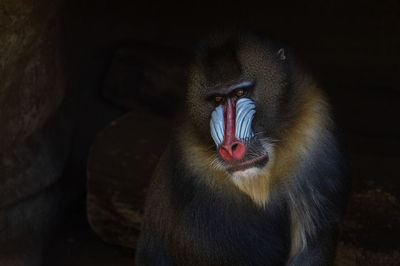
166,157,291,266
135,30,349,266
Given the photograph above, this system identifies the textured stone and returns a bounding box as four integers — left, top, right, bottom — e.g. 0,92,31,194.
0,0,68,265
0,0,65,151
87,110,172,248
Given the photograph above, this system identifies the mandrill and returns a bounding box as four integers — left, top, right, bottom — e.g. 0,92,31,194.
135,30,349,266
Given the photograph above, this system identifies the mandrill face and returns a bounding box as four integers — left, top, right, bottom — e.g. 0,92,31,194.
209,89,269,173
186,34,292,178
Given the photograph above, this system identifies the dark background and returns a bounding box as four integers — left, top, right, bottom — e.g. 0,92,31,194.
0,0,399,265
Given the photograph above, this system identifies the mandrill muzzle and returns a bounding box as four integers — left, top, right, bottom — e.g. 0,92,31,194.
210,97,256,162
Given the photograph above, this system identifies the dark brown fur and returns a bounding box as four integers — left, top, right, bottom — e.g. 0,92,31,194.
135,30,349,266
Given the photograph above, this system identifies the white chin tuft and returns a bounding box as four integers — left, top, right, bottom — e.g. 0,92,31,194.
231,167,261,180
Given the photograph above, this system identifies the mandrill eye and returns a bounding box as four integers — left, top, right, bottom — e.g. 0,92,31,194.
215,96,223,102
235,89,244,97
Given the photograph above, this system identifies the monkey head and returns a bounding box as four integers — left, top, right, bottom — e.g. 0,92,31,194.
185,33,295,181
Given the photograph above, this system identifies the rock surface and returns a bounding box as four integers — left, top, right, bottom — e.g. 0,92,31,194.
0,0,65,151
0,1,68,265
87,41,191,248
0,1,123,265
87,109,172,248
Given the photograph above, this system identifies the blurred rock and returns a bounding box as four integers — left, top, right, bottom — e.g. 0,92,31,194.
335,241,400,266
86,44,190,246
0,0,68,265
87,109,172,248
0,0,125,265
0,0,66,151
102,41,191,113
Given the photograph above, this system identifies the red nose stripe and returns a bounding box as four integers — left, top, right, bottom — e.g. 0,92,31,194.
218,98,246,162
223,98,236,146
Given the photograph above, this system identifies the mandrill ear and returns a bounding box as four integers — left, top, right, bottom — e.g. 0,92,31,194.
277,48,286,60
